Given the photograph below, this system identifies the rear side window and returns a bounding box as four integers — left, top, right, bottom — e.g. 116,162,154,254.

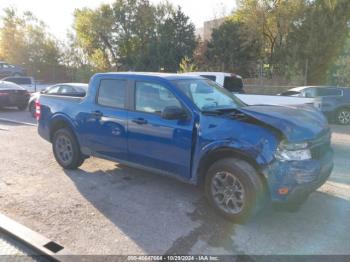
223,76,243,92
97,79,127,108
200,75,216,81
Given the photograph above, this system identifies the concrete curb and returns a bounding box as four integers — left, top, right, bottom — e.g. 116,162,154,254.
0,213,74,261
0,118,37,127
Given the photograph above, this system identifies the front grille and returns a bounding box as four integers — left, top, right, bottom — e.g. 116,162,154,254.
310,130,331,159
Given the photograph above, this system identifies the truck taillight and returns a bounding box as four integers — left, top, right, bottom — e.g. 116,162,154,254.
35,100,41,121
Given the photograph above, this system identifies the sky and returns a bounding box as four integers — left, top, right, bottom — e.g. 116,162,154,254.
1,0,236,40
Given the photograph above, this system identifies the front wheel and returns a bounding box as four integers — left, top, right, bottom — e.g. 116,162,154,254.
205,158,265,222
52,128,85,169
336,108,350,125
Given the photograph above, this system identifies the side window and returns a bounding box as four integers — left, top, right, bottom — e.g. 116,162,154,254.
59,85,75,94
303,88,316,98
223,76,243,92
97,79,127,108
4,78,15,82
46,85,61,94
316,88,342,97
200,75,216,82
135,82,182,114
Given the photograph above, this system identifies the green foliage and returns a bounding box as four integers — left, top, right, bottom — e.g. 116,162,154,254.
73,0,196,72
178,56,197,73
287,0,350,84
205,19,261,75
0,8,61,81
228,0,350,84
328,36,350,87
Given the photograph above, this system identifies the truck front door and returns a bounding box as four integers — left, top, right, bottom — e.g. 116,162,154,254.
127,80,194,179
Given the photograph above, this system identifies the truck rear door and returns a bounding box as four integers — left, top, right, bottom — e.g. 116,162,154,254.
78,78,129,161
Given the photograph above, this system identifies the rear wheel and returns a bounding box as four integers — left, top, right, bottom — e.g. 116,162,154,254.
336,108,350,125
29,102,36,117
205,158,265,222
52,128,85,169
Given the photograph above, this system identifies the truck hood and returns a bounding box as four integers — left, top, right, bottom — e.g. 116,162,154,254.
237,105,328,142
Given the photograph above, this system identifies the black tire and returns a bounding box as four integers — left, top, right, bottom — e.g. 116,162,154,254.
204,158,265,222
29,102,36,117
52,128,85,169
336,108,350,125
17,104,27,111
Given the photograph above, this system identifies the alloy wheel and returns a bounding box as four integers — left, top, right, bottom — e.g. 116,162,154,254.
211,171,245,214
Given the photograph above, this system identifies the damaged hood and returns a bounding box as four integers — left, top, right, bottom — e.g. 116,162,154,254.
237,105,328,142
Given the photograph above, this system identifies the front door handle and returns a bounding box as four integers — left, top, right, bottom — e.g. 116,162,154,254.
91,110,103,118
132,118,148,125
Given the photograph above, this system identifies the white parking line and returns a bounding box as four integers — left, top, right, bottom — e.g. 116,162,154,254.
0,118,37,127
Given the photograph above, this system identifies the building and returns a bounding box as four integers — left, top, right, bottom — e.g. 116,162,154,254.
197,17,227,41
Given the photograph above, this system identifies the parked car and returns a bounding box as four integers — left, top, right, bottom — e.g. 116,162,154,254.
0,81,30,110
37,73,333,221
28,83,88,117
1,76,36,93
0,62,26,78
183,72,244,93
280,86,350,125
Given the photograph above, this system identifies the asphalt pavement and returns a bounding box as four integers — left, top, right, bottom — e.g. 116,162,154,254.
0,108,349,256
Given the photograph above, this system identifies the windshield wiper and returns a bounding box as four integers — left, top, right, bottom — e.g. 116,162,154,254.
202,109,225,115
202,108,239,115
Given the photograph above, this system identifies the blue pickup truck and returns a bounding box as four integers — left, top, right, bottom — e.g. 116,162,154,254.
37,73,334,221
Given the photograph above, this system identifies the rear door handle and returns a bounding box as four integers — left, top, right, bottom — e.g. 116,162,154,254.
91,110,103,118
132,118,148,125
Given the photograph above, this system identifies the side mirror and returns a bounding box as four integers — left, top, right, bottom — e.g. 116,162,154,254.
40,90,46,94
161,106,187,120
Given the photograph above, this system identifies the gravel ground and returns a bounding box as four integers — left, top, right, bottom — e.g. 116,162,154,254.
0,109,349,255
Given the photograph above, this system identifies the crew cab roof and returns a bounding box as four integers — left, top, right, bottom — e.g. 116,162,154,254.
93,72,204,81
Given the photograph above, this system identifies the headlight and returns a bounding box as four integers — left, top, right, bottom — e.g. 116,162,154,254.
275,140,311,161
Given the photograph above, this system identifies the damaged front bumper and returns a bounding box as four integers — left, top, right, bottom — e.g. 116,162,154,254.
263,150,334,203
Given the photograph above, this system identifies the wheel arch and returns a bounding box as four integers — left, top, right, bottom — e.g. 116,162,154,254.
196,147,265,187
49,115,78,142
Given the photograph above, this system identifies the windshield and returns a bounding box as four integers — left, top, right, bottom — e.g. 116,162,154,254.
173,79,245,111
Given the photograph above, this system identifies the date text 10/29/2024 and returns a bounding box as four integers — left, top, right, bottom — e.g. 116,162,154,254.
127,256,220,261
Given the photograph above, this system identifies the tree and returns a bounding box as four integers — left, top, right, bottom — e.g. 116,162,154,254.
205,19,261,75
73,0,196,72
233,0,350,84
157,6,197,72
235,0,306,68
0,8,62,81
327,35,350,87
287,0,350,84
178,56,197,73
